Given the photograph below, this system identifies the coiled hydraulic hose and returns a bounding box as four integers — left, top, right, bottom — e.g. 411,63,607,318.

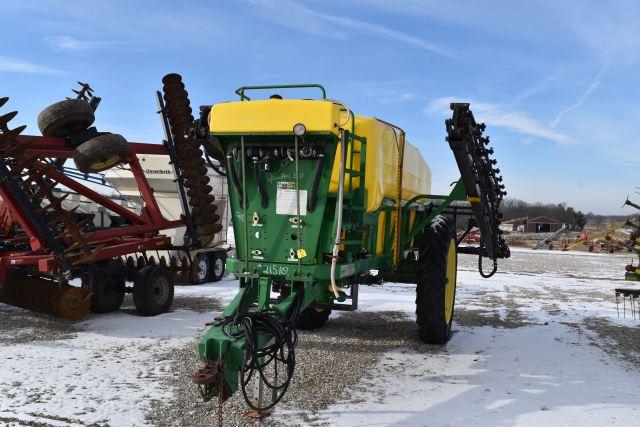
218,289,303,411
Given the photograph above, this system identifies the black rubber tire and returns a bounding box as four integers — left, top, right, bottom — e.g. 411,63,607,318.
209,253,226,282
38,99,95,137
133,265,174,316
415,215,457,344
191,253,210,284
73,134,130,173
296,306,331,330
82,267,125,313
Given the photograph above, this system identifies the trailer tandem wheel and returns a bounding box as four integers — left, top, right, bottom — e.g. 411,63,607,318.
133,265,174,316
209,253,226,282
415,215,457,344
192,253,211,284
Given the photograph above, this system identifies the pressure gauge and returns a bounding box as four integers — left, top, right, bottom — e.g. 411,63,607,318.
293,123,306,136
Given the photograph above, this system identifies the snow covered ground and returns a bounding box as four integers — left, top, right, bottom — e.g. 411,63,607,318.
1,248,639,426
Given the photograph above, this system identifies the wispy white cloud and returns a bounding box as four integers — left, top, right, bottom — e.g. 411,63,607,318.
0,56,60,74
511,71,562,106
359,81,416,104
550,65,609,128
248,0,453,58
44,35,115,52
425,97,569,144
336,0,640,62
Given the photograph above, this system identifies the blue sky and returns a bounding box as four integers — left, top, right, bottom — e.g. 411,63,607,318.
1,0,638,214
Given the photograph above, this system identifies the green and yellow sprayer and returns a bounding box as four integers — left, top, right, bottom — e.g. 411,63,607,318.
160,74,510,414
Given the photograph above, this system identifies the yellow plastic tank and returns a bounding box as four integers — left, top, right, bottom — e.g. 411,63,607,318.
327,114,431,212
209,99,431,212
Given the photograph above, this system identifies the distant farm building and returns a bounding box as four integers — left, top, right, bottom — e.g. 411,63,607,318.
524,216,563,233
500,217,528,232
500,216,564,233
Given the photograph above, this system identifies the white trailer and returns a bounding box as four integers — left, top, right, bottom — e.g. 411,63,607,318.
104,154,232,283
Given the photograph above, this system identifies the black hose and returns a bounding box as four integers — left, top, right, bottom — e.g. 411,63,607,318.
205,152,226,176
478,254,498,278
226,153,243,208
478,237,498,278
307,153,324,213
253,157,269,209
218,290,303,412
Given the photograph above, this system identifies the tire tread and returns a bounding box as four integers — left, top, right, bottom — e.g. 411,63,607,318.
415,215,456,344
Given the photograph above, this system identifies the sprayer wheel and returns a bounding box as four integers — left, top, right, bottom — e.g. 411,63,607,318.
296,306,331,330
415,215,457,344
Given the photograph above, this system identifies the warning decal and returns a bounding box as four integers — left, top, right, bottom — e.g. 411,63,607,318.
276,182,307,216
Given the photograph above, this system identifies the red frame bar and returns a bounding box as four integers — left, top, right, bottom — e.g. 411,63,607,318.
127,155,166,224
14,135,169,158
0,235,172,272
86,219,183,242
36,235,173,271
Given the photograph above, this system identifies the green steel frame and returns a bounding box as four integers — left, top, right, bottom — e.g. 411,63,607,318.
235,84,327,101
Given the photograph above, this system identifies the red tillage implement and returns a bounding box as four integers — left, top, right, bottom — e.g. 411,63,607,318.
0,84,221,320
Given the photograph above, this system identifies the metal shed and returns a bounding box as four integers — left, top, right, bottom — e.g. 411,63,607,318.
525,216,563,233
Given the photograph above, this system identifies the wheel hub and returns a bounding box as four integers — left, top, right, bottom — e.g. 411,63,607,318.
151,277,169,304
198,259,208,281
214,258,224,277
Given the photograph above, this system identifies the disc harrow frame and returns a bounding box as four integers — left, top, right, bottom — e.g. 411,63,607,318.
0,97,188,319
